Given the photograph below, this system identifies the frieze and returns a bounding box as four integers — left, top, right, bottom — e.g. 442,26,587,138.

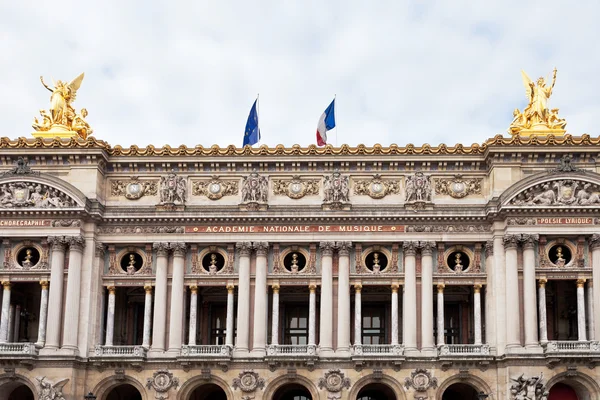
111,176,158,200
0,219,52,227
51,219,81,227
272,176,319,199
434,175,482,198
98,226,185,234
186,224,404,233
405,225,489,232
0,182,78,209
192,176,239,200
509,179,600,206
353,174,400,199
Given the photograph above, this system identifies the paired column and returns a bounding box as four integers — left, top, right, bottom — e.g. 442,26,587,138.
319,242,334,356
308,284,317,349
436,284,445,346
251,242,268,356
504,235,521,349
493,235,507,354
168,243,186,353
391,284,399,346
151,242,169,352
104,286,116,346
484,241,496,350
225,284,235,347
271,285,280,346
188,285,198,346
522,235,539,348
45,236,67,350
420,242,435,352
0,282,11,343
577,279,587,341
354,284,362,348
587,281,595,341
538,279,548,343
234,242,252,356
36,281,49,347
473,284,482,345
336,242,352,356
142,285,153,348
591,235,600,341
402,242,417,352
62,235,85,351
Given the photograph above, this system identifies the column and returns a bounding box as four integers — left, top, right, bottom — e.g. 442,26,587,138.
587,281,595,341
591,235,600,341
62,235,85,351
504,235,521,349
538,279,548,343
474,284,483,345
577,279,587,341
142,285,152,348
354,284,362,348
36,281,49,347
45,236,66,350
391,284,399,346
168,242,186,353
402,242,417,352
225,284,235,347
436,284,445,346
420,241,435,353
12,305,20,342
484,241,496,351
493,234,507,355
151,242,169,352
319,242,334,356
308,284,317,349
271,285,279,346
0,282,11,343
234,242,252,356
104,286,116,346
7,305,14,342
336,241,352,356
522,234,539,348
188,285,198,346
251,242,268,356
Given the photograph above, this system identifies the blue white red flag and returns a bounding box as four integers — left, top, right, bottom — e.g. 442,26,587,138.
316,99,335,146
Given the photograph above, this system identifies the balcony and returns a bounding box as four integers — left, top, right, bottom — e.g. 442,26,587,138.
544,341,600,354
352,344,405,361
266,344,317,358
92,345,147,361
438,344,491,357
179,345,232,360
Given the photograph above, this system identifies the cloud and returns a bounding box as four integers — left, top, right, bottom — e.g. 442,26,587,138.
1,0,598,147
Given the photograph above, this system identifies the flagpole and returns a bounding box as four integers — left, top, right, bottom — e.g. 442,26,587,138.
334,94,338,147
256,93,260,147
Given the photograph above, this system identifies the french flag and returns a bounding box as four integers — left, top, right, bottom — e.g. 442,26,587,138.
316,99,336,146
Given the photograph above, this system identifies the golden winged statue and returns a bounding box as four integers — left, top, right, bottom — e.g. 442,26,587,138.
32,72,93,139
509,68,566,136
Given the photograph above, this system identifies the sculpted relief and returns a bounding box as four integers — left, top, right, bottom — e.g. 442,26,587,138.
241,171,268,203
509,179,600,206
159,172,187,205
323,170,350,206
405,172,432,203
0,182,77,209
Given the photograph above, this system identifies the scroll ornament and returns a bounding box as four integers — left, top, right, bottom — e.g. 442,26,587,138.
434,176,482,198
272,176,319,199
353,174,400,199
193,176,238,200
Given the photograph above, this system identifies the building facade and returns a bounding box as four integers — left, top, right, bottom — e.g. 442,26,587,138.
0,135,600,400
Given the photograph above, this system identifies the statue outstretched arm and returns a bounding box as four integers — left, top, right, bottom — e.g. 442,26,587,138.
40,76,52,92
550,67,557,90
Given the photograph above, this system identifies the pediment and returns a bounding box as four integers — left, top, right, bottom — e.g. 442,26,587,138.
0,175,87,210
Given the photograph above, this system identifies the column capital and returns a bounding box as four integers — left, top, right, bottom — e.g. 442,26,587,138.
253,242,269,256
272,284,280,294
66,235,85,252
521,234,539,249
577,278,586,288
474,284,482,293
336,241,353,256
236,242,252,256
319,242,335,256
485,240,494,256
1,281,11,290
354,284,362,293
590,234,600,250
503,234,519,249
170,242,187,257
391,283,399,293
39,280,49,290
107,286,116,295
95,243,106,258
403,241,418,256
538,278,548,288
437,283,445,293
309,284,317,293
419,241,436,255
153,242,170,257
144,285,153,294
226,284,235,293
189,285,198,294
47,236,67,251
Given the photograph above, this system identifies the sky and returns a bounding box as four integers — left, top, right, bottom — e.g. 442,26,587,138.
1,1,599,148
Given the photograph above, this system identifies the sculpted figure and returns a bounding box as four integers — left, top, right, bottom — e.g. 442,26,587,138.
554,247,565,267
241,170,268,203
290,253,299,273
37,377,69,400
405,172,432,202
372,252,381,273
323,170,350,203
528,184,555,205
159,173,186,205
209,253,218,274
35,73,88,133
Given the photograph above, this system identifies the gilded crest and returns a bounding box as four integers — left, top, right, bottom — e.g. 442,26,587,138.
353,174,400,199
193,176,239,200
272,176,319,199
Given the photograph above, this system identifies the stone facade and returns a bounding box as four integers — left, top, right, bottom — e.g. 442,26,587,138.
0,135,600,399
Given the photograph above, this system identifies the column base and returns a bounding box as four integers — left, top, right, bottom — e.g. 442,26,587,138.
420,347,437,357
233,347,250,358
524,343,544,354
318,346,335,357
147,348,166,357
249,348,266,358
505,344,525,354
59,345,78,356
403,347,420,357
335,347,351,357
39,346,59,356
166,348,181,356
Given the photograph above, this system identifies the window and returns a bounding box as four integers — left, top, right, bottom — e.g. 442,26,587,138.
362,306,386,344
284,306,308,345
210,305,227,345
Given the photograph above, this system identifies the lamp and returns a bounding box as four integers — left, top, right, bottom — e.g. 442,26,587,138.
477,391,489,400
84,392,97,400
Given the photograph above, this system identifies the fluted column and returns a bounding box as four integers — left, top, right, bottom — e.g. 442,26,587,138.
474,284,483,345
251,242,268,357
151,242,169,353
168,242,186,353
587,281,595,341
319,242,334,356
7,305,14,342
354,284,362,348
45,236,67,350
225,284,235,347
36,280,49,347
402,241,418,352
577,279,587,341
0,282,11,343
391,284,399,346
62,235,85,351
538,279,548,344
420,241,435,353
142,285,152,348
522,234,539,348
234,242,252,356
308,284,317,348
188,285,198,346
104,286,116,346
484,241,496,350
437,284,445,346
504,235,521,349
336,241,352,356
271,285,280,346
591,235,600,341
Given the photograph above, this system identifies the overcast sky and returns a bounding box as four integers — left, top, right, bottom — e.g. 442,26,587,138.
1,1,599,148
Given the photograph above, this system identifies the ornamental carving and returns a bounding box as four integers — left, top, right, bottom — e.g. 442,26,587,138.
509,373,549,400
98,226,184,234
509,179,600,206
37,377,69,400
323,170,349,205
146,370,179,400
404,368,438,392
434,175,482,198
192,176,239,200
241,171,268,203
272,176,319,199
353,174,400,199
1,157,39,177
233,370,265,393
317,369,351,399
405,225,489,233
0,182,77,208
111,176,158,200
405,172,432,203
159,172,187,205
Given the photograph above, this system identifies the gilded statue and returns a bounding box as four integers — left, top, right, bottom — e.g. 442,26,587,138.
509,68,566,136
33,73,93,139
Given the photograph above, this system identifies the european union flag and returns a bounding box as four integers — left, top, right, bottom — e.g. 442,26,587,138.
243,99,260,146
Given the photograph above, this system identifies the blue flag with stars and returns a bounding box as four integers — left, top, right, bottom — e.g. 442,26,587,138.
243,99,260,146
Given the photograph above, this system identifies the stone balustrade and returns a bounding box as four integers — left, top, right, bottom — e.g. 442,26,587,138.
0,342,38,356
266,344,317,357
438,344,491,356
353,344,404,356
544,341,600,354
93,345,147,358
180,344,232,358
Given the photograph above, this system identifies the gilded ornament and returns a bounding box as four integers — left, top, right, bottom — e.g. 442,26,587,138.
272,176,319,199
353,174,400,199
192,176,239,200
434,175,482,198
111,176,158,200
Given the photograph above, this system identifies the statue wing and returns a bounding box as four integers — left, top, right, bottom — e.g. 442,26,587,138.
521,70,533,101
67,73,85,101
52,378,69,391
